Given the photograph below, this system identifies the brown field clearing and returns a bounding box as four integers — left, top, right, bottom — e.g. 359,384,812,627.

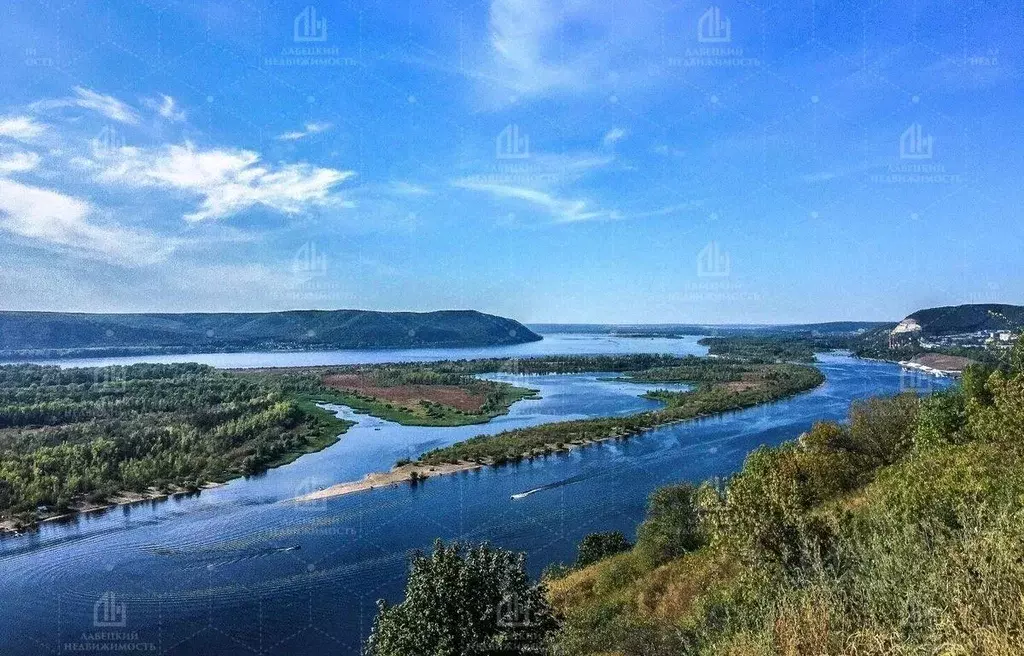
322,374,488,412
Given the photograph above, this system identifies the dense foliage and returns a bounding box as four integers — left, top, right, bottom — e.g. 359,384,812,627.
575,531,633,569
696,336,822,362
367,540,559,656
416,363,825,466
0,363,348,524
548,339,1024,655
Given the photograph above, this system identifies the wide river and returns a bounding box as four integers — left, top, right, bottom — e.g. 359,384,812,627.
0,334,950,654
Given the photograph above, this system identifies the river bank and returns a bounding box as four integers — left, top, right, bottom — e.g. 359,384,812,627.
292,364,827,503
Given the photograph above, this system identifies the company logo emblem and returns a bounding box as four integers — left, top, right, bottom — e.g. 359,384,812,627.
698,7,732,43
899,123,934,160
93,592,127,628
294,6,327,42
697,241,731,277
496,124,530,159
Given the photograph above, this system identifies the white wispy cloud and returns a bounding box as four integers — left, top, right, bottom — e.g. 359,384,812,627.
478,0,661,101
0,178,174,264
33,87,140,124
453,179,611,223
0,116,47,141
602,127,628,147
91,142,355,222
488,0,574,96
389,181,433,196
0,150,41,173
143,94,187,122
276,122,332,141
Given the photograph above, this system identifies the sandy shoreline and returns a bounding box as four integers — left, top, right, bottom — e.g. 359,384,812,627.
289,376,829,504
289,434,635,503
0,482,224,536
292,462,486,501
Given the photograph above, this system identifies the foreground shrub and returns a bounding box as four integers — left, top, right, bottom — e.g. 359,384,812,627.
575,531,633,569
368,540,559,656
635,483,703,566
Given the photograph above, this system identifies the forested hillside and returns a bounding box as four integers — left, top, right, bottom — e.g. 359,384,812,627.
906,303,1024,335
0,309,540,359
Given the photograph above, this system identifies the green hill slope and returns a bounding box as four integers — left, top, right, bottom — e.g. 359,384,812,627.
906,303,1024,335
0,309,541,359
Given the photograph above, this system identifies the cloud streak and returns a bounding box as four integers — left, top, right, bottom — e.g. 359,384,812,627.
33,87,140,124
91,142,355,222
0,116,46,141
453,179,611,223
143,94,187,122
0,178,174,265
276,122,332,141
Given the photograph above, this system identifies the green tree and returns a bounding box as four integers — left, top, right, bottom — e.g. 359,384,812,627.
914,389,967,449
635,483,702,565
367,540,559,656
575,531,633,568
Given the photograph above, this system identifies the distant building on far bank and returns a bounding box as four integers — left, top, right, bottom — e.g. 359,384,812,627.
986,330,1017,346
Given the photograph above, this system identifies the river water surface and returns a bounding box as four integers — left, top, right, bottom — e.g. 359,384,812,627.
0,335,950,655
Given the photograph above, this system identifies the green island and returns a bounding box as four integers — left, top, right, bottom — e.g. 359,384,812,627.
414,361,824,467
0,360,538,530
0,363,351,530
368,338,1024,656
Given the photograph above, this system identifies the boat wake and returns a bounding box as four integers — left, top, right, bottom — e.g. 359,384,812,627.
510,471,596,500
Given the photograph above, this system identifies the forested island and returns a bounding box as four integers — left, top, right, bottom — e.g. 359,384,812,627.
2,354,751,531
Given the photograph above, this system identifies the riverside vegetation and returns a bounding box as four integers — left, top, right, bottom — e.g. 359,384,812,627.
550,339,1024,655
371,339,1024,656
0,354,753,529
0,363,353,529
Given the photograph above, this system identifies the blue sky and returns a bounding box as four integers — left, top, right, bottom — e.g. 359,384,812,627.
0,0,1021,323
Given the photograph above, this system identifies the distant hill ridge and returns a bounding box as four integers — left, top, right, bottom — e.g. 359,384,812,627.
899,304,1024,336
0,309,541,358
